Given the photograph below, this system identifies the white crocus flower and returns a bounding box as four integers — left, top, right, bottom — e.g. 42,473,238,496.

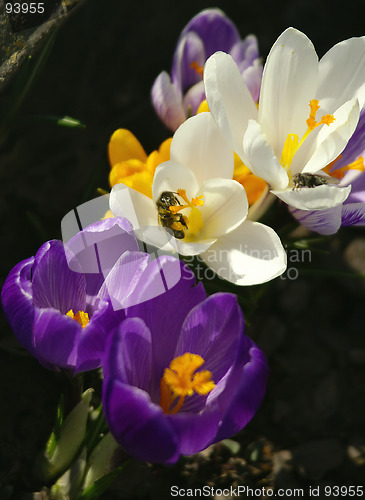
204,27,365,211
110,112,286,285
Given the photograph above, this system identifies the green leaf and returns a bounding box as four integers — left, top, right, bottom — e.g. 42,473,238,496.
77,464,127,500
46,394,65,460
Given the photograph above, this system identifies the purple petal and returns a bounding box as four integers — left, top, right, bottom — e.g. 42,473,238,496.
102,379,179,463
176,293,243,387
125,258,206,396
289,205,343,235
151,72,186,132
32,240,86,314
167,403,222,457
65,217,139,304
230,35,259,67
346,170,365,203
75,300,123,373
33,307,80,370
182,80,205,116
341,203,365,226
179,8,240,60
103,317,152,391
97,251,150,311
171,32,205,91
1,257,35,354
331,109,365,171
215,341,269,441
241,62,263,103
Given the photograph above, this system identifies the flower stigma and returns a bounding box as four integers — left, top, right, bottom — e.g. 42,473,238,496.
169,188,204,236
160,353,215,414
190,61,204,77
280,99,335,173
66,309,89,328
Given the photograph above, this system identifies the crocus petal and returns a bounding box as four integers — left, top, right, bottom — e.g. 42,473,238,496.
179,8,240,60
176,293,243,387
108,129,147,167
342,203,365,226
346,170,365,203
272,184,351,210
169,113,234,185
110,184,157,229
126,258,206,394
75,300,121,373
258,27,318,155
243,119,289,190
32,240,86,314
65,217,138,303
301,98,360,174
230,35,259,67
182,80,206,116
97,251,150,311
33,307,80,369
104,317,152,390
330,109,365,171
204,51,258,158
171,32,205,91
152,160,199,203
317,36,365,113
198,178,248,238
174,239,217,257
151,72,186,132
1,258,35,355
289,205,343,235
215,341,269,441
167,404,221,457
200,221,287,285
103,379,179,463
241,61,263,104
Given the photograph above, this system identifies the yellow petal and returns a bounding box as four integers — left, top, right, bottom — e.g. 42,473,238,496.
108,129,147,167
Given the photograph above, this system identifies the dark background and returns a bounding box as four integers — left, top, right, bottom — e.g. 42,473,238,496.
1,0,365,498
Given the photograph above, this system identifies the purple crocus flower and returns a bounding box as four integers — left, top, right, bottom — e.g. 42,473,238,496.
151,8,263,131
102,267,269,464
1,217,151,372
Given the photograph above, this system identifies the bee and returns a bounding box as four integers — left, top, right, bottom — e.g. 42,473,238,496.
156,191,187,239
292,173,328,190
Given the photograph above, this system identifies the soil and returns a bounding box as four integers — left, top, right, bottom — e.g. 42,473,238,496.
1,1,365,498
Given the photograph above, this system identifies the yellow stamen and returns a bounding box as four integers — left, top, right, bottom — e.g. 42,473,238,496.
281,99,335,170
160,353,215,414
168,189,204,237
190,61,204,77
66,309,89,328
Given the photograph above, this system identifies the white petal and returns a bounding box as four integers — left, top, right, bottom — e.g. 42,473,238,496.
243,119,289,190
317,36,365,113
258,27,318,156
110,184,157,229
204,51,257,158
198,178,248,238
175,238,217,257
200,221,287,285
152,161,199,203
170,113,234,185
301,98,360,173
272,184,351,210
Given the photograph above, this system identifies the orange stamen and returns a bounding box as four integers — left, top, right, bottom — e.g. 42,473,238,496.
190,61,204,77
